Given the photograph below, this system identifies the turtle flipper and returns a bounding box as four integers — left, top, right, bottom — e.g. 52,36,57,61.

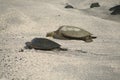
83,36,93,42
46,32,55,37
53,48,68,51
59,48,68,51
84,39,93,42
83,35,97,42
91,36,97,39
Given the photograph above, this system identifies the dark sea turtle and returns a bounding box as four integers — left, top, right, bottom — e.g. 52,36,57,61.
90,2,100,8
25,38,67,51
109,5,120,11
109,5,120,15
46,25,96,42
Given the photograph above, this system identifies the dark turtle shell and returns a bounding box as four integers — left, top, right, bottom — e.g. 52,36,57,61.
25,38,61,50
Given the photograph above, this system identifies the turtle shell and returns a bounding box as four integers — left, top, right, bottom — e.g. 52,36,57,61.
59,26,92,38
29,38,61,50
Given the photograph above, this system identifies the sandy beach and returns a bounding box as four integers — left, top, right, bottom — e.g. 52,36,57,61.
0,0,120,80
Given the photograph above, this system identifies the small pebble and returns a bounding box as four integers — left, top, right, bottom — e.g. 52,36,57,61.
76,50,87,53
0,49,2,51
65,4,74,9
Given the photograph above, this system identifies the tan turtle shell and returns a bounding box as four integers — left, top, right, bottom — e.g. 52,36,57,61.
59,25,92,38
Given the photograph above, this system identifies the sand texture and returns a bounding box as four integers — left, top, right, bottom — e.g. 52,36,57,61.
0,0,120,80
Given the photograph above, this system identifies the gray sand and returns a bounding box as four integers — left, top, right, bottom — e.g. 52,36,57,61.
0,0,120,80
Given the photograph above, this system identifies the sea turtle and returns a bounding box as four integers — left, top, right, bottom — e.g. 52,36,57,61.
90,2,100,8
25,38,67,51
109,5,120,15
109,5,120,11
46,25,96,42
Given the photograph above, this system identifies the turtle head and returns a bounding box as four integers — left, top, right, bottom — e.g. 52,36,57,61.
24,42,32,49
46,32,55,37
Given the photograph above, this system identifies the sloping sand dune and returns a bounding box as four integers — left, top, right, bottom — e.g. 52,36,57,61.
0,0,120,80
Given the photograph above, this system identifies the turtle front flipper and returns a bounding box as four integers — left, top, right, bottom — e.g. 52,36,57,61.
25,42,32,49
46,32,55,37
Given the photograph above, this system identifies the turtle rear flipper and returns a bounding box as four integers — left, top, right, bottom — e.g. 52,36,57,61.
83,36,97,42
59,48,68,51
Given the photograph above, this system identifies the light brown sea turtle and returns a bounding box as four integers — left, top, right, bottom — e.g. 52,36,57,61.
46,25,96,42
